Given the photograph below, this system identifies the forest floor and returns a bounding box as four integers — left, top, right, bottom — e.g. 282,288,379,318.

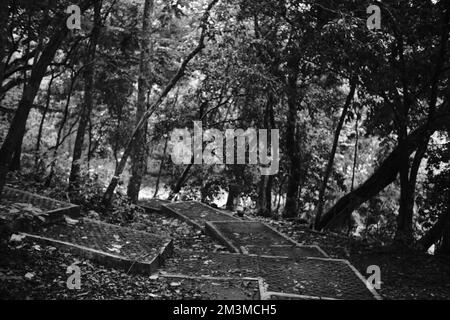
1,176,450,300
1,207,450,299
254,217,450,299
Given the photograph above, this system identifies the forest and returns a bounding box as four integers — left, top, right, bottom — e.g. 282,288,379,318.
0,0,450,300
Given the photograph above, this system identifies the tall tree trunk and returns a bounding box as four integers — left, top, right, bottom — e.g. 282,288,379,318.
46,71,78,187
153,136,168,198
257,93,275,217
35,70,55,168
68,0,102,198
396,10,449,245
102,0,219,207
314,78,357,228
350,110,360,191
419,205,450,252
394,136,428,245
257,175,272,217
316,106,450,230
9,5,34,173
438,218,450,255
0,0,11,88
127,0,154,203
283,54,301,219
436,192,450,255
276,175,287,214
225,183,240,211
9,139,22,171
168,162,193,201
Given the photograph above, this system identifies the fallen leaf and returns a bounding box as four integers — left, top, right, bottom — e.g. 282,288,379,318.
24,272,35,280
64,216,79,225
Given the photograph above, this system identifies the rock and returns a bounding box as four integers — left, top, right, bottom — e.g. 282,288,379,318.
87,211,100,220
24,272,35,280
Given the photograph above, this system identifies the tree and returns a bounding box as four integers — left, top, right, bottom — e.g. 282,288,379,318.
314,77,357,228
69,0,103,199
127,0,154,203
316,104,450,231
102,0,219,206
0,0,100,197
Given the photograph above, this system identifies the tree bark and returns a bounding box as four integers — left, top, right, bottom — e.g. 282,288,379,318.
257,175,273,217
35,70,55,168
168,162,193,201
68,0,102,199
0,0,11,88
257,93,275,217
314,78,356,228
316,106,450,231
224,183,239,211
437,212,450,255
283,54,301,218
419,205,450,252
153,136,168,198
127,0,154,203
46,71,79,187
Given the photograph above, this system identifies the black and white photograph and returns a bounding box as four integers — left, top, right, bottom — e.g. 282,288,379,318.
0,0,449,309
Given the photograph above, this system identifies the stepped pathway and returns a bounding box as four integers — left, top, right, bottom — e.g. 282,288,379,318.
6,188,379,299
161,201,239,229
22,218,173,274
2,188,173,274
158,201,327,258
143,199,381,299
139,198,171,213
161,250,379,300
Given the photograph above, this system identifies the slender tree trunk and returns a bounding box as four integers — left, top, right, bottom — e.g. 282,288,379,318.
257,93,275,217
36,70,55,168
419,205,450,252
314,78,356,228
127,0,154,203
68,0,102,198
283,55,301,219
0,0,11,89
46,72,77,186
393,114,415,245
257,175,272,217
438,218,450,255
168,162,193,201
225,183,240,211
395,136,428,245
276,175,286,214
153,136,168,198
9,6,33,173
351,111,360,191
